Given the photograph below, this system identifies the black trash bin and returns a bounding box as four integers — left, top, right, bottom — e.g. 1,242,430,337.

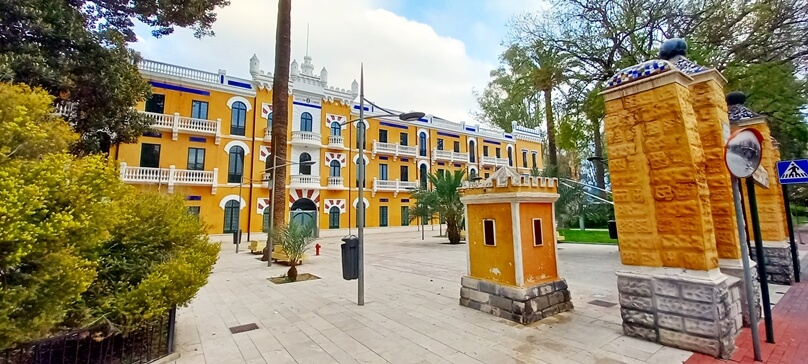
607,220,618,240
341,235,359,280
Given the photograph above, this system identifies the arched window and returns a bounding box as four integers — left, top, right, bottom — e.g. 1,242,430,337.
231,101,247,136
469,141,477,163
262,207,271,232
299,153,312,175
329,206,340,229
419,132,427,156
330,122,341,137
419,164,428,189
329,160,341,177
507,148,513,166
300,112,313,132
223,200,240,233
227,146,244,183
469,168,477,180
267,112,273,128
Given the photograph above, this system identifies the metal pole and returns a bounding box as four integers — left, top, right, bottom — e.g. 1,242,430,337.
357,64,365,306
732,178,762,360
782,184,801,282
237,180,243,253
746,177,775,343
267,165,277,267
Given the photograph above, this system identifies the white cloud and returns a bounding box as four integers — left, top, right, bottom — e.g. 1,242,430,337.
131,0,495,123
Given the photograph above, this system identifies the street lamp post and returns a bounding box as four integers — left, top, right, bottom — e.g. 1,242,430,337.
343,64,425,305
263,157,315,267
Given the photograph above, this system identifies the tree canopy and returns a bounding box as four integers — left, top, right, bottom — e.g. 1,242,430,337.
0,0,230,153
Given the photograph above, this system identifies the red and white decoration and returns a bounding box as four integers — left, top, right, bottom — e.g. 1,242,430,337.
256,198,270,214
324,152,346,166
261,103,272,118
325,114,346,127
288,189,320,208
323,199,346,214
259,146,271,162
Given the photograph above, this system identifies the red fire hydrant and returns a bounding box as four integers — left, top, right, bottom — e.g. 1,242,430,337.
315,243,321,256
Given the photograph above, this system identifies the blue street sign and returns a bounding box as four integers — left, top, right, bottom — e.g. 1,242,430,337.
777,159,808,185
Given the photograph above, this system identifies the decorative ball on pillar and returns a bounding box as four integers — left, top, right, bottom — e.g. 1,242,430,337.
726,91,757,123
658,38,707,74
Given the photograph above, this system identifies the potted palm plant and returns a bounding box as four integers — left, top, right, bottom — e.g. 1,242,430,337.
271,221,316,282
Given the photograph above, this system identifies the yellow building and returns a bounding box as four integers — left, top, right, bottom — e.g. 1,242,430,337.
111,54,545,234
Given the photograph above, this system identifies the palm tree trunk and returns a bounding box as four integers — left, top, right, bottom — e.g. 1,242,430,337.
447,220,461,244
271,0,292,229
287,262,298,282
543,88,557,167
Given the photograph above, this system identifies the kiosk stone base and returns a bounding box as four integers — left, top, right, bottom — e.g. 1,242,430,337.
751,242,796,285
460,276,573,325
720,259,762,327
617,271,742,359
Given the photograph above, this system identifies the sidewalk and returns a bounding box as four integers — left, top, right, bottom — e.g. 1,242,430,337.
686,230,808,364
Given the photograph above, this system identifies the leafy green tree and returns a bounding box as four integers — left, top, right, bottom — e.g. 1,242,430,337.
0,83,75,162
0,0,230,153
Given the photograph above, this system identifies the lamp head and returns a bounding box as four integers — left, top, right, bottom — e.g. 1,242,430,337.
586,156,605,162
399,112,426,121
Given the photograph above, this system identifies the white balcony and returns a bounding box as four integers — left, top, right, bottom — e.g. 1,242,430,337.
432,149,469,164
372,141,417,160
327,176,344,188
119,162,218,194
328,135,344,148
372,178,419,197
140,111,222,144
291,131,322,147
263,127,272,142
481,156,511,167
290,174,320,188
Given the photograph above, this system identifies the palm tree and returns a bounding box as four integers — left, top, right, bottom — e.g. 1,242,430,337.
428,170,466,244
409,187,438,231
264,0,292,262
272,221,315,282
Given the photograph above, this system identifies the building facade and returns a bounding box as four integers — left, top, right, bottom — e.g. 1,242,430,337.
111,54,545,234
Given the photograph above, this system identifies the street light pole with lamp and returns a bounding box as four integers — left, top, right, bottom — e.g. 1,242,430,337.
262,157,316,266
339,64,425,305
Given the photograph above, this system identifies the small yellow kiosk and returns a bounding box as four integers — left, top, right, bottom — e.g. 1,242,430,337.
458,166,572,324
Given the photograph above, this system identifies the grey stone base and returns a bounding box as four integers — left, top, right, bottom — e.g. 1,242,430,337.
750,243,796,285
617,271,742,359
459,276,573,324
721,260,762,327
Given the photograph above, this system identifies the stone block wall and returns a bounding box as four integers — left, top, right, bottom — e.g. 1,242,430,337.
617,273,742,359
750,244,795,285
689,75,741,261
460,276,572,325
721,261,762,327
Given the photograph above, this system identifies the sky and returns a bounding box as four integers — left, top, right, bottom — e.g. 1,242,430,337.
131,0,548,125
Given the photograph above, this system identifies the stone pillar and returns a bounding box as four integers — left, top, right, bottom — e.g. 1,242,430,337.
686,73,761,327
601,38,742,359
729,92,797,285
457,167,572,324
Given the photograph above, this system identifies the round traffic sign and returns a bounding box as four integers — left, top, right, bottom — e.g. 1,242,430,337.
724,128,764,179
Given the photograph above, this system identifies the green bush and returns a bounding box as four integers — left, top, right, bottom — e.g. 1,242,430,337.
0,83,219,348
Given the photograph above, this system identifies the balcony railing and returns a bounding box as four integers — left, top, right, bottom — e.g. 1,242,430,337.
432,149,469,164
119,162,218,194
327,176,344,188
140,111,222,144
372,178,419,197
291,131,322,146
290,174,320,187
372,141,417,160
328,135,344,148
481,156,511,167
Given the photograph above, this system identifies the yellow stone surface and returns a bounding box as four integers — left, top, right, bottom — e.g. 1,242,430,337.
734,122,789,242
689,77,741,260
604,78,718,271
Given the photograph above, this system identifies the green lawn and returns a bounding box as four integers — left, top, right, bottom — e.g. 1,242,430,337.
558,229,618,245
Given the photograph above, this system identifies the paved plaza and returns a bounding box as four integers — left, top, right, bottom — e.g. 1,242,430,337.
166,227,700,364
